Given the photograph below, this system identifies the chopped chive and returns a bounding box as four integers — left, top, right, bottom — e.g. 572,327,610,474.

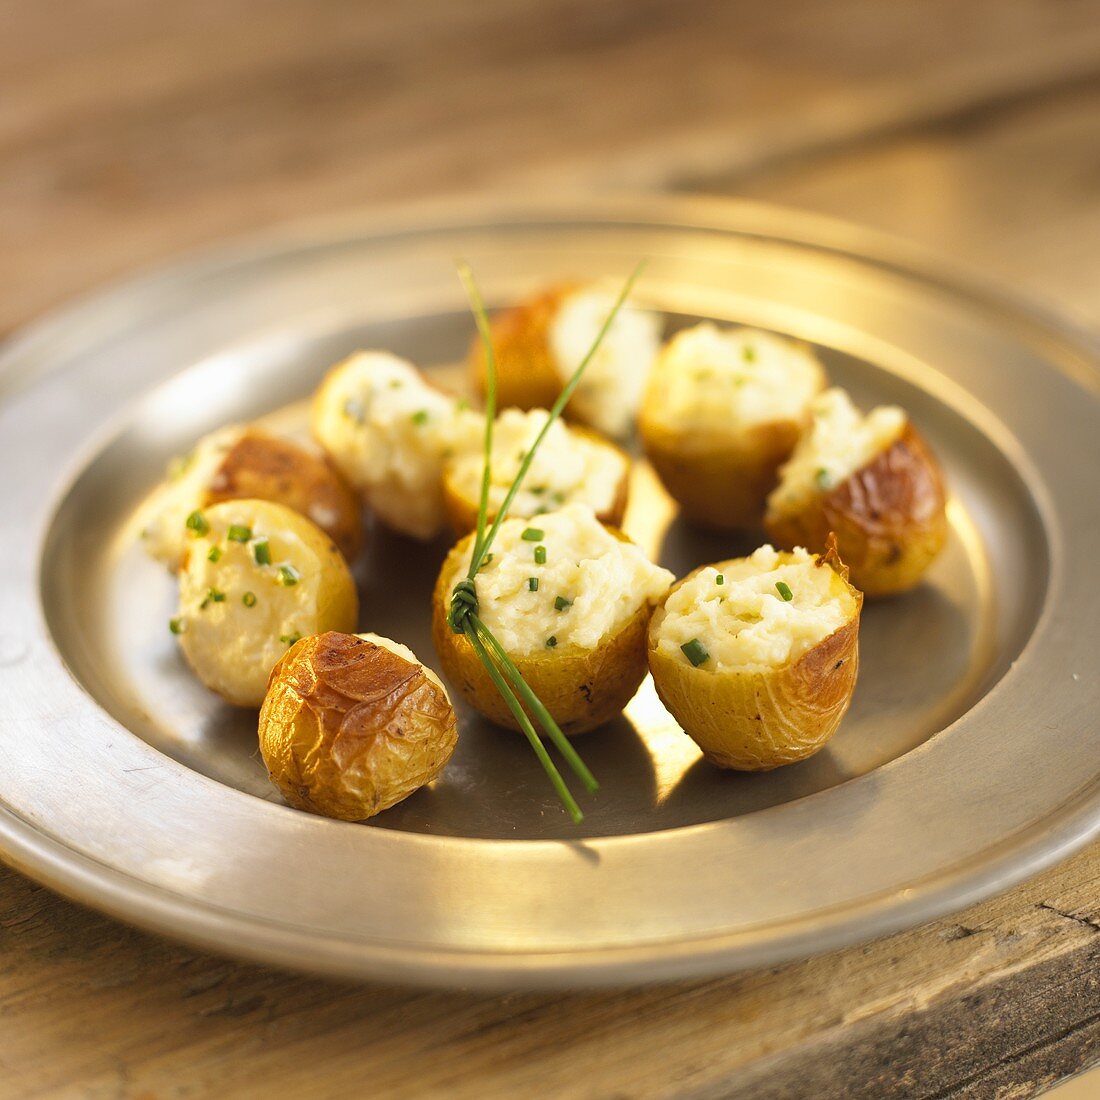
456,396,471,411
252,539,271,566
389,379,403,389
715,573,724,586
278,564,300,587
775,581,794,602
242,591,257,608
279,632,302,647
411,409,430,426
534,545,547,565
521,527,544,542
681,638,710,667
168,617,184,635
530,485,546,495
815,467,834,490
550,491,566,505
207,546,222,562
185,510,209,537
528,577,539,592
545,635,558,648
227,524,252,543
742,344,757,363
554,596,572,612
200,587,226,610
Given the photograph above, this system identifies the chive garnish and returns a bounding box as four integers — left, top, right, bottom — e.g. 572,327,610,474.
227,524,252,543
554,596,572,612
252,539,271,566
742,344,757,363
681,638,709,667
169,617,184,635
528,577,539,592
448,260,643,821
776,581,794,601
521,527,544,542
716,573,724,585
411,409,430,426
279,632,302,647
200,587,226,609
278,564,300,587
207,546,222,562
186,510,209,537
815,468,834,490
545,635,558,648
242,591,257,608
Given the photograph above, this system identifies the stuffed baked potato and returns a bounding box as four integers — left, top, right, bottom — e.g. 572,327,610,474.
259,631,458,820
639,323,825,530
174,499,358,707
441,408,631,535
432,504,673,735
469,282,663,439
141,424,362,568
648,542,862,770
765,388,948,596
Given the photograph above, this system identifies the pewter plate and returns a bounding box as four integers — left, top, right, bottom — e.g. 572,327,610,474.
0,197,1097,988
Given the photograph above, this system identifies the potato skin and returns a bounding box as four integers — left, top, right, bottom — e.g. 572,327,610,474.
431,532,652,736
765,423,947,596
204,429,363,563
640,412,803,530
440,427,631,537
468,284,577,415
647,553,862,770
260,632,458,821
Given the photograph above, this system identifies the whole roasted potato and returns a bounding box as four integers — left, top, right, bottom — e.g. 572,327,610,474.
441,408,630,536
259,631,458,821
469,282,663,439
639,323,825,530
141,424,363,568
312,350,478,540
174,499,358,707
648,543,862,770
765,388,948,596
432,504,673,735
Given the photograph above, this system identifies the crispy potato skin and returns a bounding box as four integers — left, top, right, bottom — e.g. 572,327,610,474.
469,284,578,415
640,414,802,530
440,427,631,536
430,532,652,735
647,554,862,770
765,423,947,596
260,632,457,821
204,429,363,563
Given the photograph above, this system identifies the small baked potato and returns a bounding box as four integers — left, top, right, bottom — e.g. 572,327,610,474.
639,323,825,529
648,542,862,770
312,350,478,540
141,424,363,568
441,408,631,535
431,504,673,735
765,388,948,596
174,499,358,707
259,631,458,820
469,282,663,439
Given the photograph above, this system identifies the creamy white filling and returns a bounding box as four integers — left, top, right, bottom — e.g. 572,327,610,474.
644,323,824,435
767,387,907,517
444,503,674,656
313,351,479,539
655,545,850,671
547,287,662,438
445,408,627,518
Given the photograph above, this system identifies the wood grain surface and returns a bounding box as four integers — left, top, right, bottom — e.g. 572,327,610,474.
1,2,1099,1097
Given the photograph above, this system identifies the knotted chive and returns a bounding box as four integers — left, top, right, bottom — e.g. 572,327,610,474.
450,260,644,820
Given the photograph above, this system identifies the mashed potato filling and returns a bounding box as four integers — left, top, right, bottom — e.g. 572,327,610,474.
547,287,662,438
643,323,824,436
767,387,907,518
445,408,627,518
313,352,478,539
655,546,850,671
445,504,673,656
140,425,244,567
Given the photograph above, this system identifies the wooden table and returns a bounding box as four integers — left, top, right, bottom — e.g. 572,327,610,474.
2,3,1098,1096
